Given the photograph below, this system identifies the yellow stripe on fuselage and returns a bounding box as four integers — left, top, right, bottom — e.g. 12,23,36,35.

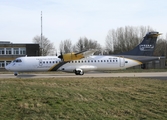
125,57,143,65
48,63,59,71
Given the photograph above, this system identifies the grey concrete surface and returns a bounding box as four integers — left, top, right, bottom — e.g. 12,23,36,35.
0,72,167,80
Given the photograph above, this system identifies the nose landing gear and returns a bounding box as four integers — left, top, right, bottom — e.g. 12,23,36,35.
14,72,18,76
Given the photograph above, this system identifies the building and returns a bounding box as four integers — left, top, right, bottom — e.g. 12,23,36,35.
0,41,40,70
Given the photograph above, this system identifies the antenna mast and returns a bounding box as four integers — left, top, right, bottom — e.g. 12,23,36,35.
41,11,43,56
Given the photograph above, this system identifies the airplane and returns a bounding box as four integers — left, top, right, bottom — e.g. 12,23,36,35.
5,31,161,76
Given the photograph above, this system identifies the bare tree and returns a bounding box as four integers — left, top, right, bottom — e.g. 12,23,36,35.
74,37,101,52
75,37,88,51
105,26,154,54
59,39,72,54
33,35,55,56
166,33,167,58
105,30,114,52
154,36,167,56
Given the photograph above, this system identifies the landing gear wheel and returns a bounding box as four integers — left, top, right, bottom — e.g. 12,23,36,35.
75,70,84,75
14,72,18,76
75,71,79,75
80,71,84,75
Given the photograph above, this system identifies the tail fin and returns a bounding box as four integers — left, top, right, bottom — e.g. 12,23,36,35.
119,32,161,56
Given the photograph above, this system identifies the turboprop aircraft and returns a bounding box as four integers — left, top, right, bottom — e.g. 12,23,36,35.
5,32,161,76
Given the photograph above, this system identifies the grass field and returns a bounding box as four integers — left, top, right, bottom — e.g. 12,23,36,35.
0,77,167,119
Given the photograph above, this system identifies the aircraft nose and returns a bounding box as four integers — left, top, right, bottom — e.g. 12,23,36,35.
5,65,10,71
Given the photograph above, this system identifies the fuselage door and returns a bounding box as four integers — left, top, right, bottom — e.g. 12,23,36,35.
39,59,43,66
120,57,125,67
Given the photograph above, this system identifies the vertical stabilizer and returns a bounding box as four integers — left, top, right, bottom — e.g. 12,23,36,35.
119,32,161,56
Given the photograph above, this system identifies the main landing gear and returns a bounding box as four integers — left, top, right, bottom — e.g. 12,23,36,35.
74,69,84,75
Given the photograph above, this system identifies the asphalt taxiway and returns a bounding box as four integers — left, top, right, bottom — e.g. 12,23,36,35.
0,72,167,80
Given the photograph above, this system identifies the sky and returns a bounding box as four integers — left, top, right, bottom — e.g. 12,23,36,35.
0,0,167,51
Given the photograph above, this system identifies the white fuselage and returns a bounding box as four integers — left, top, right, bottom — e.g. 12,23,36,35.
5,55,142,73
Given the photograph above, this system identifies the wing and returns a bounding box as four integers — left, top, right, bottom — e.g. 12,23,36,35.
62,49,97,62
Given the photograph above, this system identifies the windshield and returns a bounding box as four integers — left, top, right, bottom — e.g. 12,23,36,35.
13,59,22,63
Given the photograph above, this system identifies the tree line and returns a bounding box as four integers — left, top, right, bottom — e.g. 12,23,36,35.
33,26,167,57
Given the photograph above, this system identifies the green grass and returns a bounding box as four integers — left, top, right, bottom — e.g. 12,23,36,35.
0,77,167,119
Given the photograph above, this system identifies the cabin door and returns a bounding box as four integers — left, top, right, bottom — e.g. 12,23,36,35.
39,59,43,67
120,58,125,67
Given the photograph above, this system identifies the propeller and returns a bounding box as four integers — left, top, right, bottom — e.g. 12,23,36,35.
58,51,64,61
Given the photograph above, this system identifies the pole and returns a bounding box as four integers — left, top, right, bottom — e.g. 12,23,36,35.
41,11,43,56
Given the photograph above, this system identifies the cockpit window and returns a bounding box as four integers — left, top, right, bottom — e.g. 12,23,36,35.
13,59,22,62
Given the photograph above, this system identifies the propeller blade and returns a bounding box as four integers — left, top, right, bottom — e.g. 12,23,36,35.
58,51,63,61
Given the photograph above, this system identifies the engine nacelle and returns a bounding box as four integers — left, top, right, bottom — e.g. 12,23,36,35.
74,68,84,75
